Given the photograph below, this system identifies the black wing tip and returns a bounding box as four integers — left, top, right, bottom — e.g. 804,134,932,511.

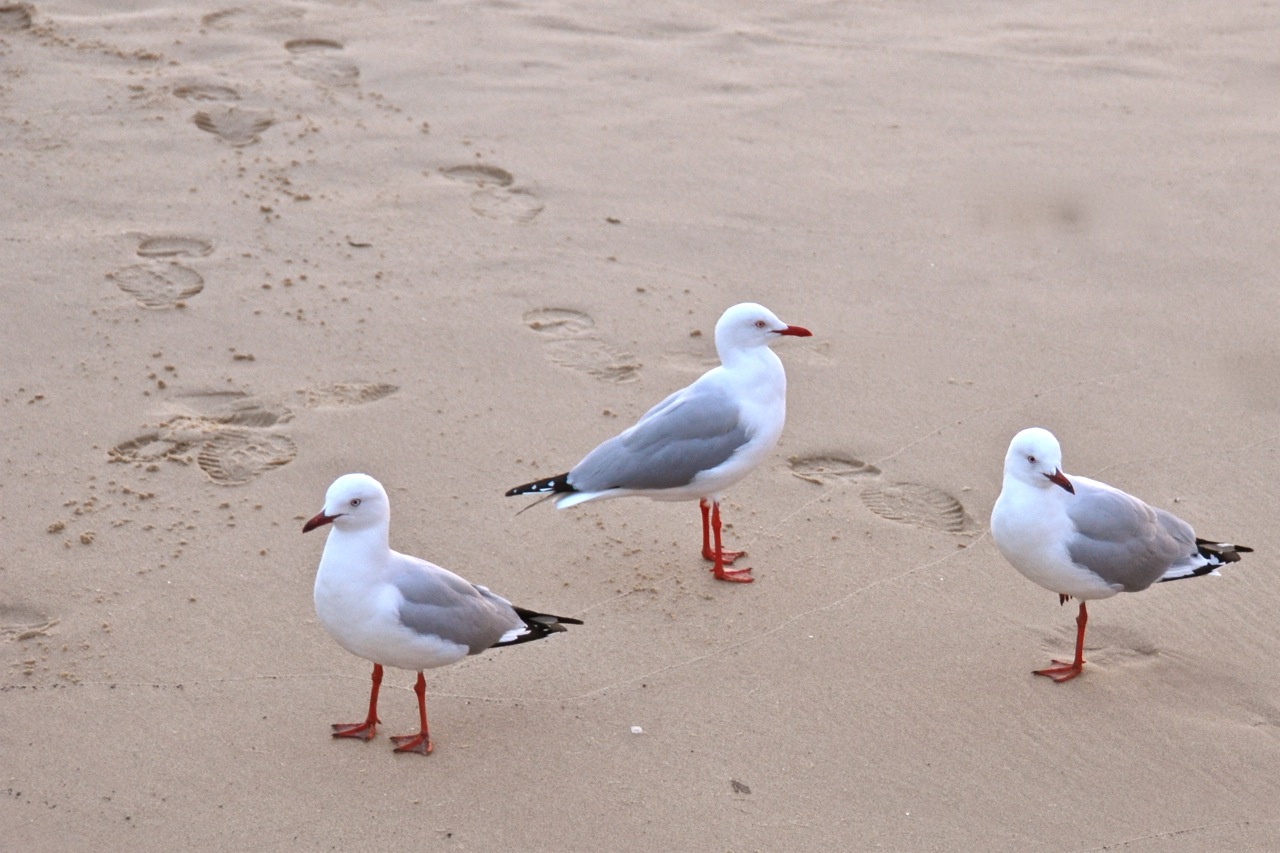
1195,538,1253,563
514,605,583,629
505,473,576,497
492,606,583,648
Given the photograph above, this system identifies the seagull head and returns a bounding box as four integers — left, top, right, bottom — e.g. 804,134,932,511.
714,302,812,358
303,473,391,533
1004,427,1075,494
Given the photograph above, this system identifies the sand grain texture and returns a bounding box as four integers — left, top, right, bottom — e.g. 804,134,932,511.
2,1,1278,850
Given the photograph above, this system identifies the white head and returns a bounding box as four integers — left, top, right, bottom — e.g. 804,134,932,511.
303,473,391,533
713,302,812,360
1003,428,1075,494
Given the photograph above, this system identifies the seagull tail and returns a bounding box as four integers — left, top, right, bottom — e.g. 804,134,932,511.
1159,539,1253,584
494,607,584,648
505,472,576,498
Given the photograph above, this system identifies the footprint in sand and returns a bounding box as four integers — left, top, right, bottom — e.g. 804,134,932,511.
193,107,275,147
197,429,298,485
284,37,344,52
860,482,974,534
441,164,544,224
442,164,514,187
108,430,198,465
0,597,58,642
471,187,545,223
294,382,399,408
200,6,306,31
189,383,400,483
110,390,295,481
108,263,204,308
787,454,882,485
200,8,240,28
108,410,286,467
1,617,59,641
284,38,359,87
522,308,641,383
172,83,240,103
0,4,33,31
136,234,215,259
110,383,396,483
789,453,973,534
111,419,296,485
173,390,294,427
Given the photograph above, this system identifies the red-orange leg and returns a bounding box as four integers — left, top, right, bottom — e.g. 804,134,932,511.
389,671,433,755
332,662,383,740
1035,602,1087,683
699,499,744,565
702,500,753,583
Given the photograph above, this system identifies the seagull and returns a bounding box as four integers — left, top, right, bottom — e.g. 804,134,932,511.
991,427,1251,682
303,473,581,754
506,302,812,583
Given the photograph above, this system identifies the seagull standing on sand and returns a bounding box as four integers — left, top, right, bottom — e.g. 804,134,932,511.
506,302,812,583
991,427,1251,682
303,473,581,755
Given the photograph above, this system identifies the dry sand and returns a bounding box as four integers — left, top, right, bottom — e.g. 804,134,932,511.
3,1,1279,849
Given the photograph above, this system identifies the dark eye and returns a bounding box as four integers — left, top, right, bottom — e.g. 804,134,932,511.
754,320,766,328
350,498,361,507
1026,455,1036,463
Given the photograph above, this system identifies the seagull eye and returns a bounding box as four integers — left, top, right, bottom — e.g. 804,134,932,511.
1026,455,1036,464
350,498,361,507
754,320,766,328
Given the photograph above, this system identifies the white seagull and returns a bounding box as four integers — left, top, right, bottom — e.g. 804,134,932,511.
506,302,812,583
304,473,581,754
991,427,1251,682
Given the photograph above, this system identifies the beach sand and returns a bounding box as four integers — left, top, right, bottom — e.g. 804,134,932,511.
2,1,1278,849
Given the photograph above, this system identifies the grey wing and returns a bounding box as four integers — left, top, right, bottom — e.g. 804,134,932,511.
569,383,749,492
1064,479,1195,591
394,563,519,654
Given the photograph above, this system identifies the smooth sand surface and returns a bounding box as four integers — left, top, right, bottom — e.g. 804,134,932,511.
3,1,1278,849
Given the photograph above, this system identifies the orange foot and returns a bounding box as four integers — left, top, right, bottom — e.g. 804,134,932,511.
390,733,433,755
703,547,746,565
1034,660,1084,683
331,719,378,740
712,565,754,584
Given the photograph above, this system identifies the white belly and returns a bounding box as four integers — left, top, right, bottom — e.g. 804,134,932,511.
314,573,469,672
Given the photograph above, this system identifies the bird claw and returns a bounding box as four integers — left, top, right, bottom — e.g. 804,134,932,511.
703,548,746,565
390,733,433,755
331,719,379,740
712,566,755,584
1034,660,1084,683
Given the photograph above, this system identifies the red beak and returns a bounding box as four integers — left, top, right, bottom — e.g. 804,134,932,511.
775,325,812,337
303,511,337,533
1045,469,1075,494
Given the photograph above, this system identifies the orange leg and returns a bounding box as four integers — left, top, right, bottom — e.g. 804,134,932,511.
332,662,382,740
700,499,753,583
700,499,745,564
389,671,433,755
1035,601,1087,682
